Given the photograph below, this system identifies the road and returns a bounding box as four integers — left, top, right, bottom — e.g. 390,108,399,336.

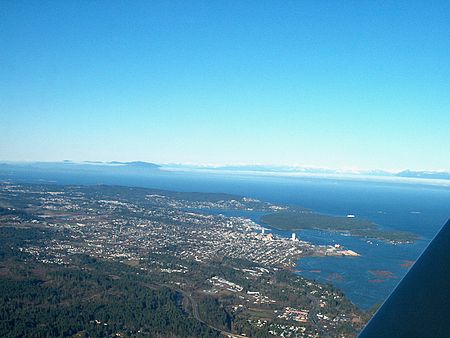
174,287,248,338
140,282,248,338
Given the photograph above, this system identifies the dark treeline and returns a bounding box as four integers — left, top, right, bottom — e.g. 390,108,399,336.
0,258,218,338
198,296,231,331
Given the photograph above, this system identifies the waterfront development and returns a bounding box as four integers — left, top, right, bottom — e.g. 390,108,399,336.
0,183,363,268
0,182,372,337
1,169,449,337
1,166,449,312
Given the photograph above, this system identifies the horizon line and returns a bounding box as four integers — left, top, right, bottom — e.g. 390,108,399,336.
1,159,449,176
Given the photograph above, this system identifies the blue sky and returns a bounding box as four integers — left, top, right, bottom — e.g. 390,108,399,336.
1,1,449,171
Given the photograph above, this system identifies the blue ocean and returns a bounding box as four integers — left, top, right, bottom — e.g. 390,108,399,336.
2,168,450,310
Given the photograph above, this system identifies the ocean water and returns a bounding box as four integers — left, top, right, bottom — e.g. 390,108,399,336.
2,168,450,310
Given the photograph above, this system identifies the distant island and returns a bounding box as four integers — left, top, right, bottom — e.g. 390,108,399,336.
261,210,419,244
0,161,161,179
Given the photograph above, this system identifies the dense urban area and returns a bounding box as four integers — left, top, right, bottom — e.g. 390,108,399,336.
0,183,372,337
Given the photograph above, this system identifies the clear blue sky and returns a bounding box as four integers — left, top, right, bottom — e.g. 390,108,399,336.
1,1,449,171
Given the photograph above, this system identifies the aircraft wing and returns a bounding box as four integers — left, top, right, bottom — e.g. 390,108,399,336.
359,218,450,337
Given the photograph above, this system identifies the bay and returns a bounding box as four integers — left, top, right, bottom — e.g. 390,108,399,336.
2,168,449,310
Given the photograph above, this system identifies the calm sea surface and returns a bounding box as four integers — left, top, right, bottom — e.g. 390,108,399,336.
2,169,450,310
